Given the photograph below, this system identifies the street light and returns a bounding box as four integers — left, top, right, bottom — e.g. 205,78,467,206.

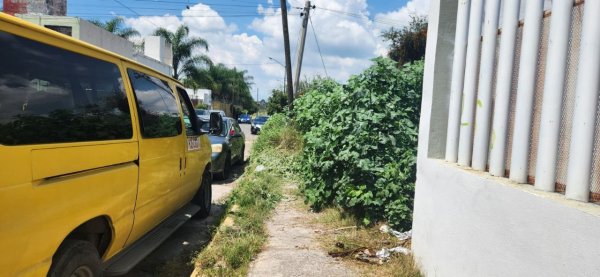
268,57,287,95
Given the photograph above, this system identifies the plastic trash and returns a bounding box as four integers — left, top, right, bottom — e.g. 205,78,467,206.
255,165,266,172
375,246,411,260
379,225,412,241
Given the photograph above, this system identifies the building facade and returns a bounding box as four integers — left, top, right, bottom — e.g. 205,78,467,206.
414,0,600,276
3,0,66,16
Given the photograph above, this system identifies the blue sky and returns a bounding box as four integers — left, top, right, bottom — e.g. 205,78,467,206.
1,0,430,100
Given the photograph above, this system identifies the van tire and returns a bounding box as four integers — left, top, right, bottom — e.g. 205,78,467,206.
193,171,212,218
48,240,101,277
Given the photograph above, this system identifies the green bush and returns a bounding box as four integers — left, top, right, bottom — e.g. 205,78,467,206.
294,57,424,230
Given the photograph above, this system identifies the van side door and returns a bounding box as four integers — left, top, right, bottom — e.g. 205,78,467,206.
124,68,186,244
174,86,210,202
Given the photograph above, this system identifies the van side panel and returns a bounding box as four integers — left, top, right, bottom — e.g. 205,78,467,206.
0,161,138,276
31,142,138,179
0,17,140,276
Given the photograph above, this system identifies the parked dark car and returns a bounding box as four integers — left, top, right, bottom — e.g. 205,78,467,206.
200,116,245,179
209,109,227,117
195,109,208,116
251,116,269,135
237,114,251,124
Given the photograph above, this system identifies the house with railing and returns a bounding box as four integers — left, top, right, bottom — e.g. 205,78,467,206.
413,0,600,275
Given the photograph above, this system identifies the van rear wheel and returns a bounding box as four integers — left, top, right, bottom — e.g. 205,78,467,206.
48,240,101,277
193,171,212,218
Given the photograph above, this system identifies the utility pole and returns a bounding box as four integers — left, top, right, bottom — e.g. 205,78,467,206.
256,88,259,102
279,0,295,108
293,1,313,97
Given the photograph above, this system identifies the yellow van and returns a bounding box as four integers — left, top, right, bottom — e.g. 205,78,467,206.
0,13,217,276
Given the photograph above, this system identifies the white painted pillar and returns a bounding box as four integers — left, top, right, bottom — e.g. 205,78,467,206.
489,0,521,177
471,0,501,170
445,0,472,163
457,0,484,167
509,0,544,183
534,0,574,192
565,0,600,202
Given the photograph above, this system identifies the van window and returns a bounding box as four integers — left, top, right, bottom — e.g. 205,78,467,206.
176,87,199,136
0,31,133,145
127,69,182,138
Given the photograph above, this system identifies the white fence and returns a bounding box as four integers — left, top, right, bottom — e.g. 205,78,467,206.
444,0,600,202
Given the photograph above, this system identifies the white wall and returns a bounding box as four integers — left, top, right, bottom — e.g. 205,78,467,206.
413,0,600,276
79,19,135,59
413,160,600,277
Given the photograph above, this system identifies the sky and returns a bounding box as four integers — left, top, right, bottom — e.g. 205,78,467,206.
1,0,430,100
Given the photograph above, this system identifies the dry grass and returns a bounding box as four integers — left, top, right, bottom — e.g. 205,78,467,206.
310,206,422,277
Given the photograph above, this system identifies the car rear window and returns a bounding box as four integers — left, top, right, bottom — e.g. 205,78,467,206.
0,31,133,145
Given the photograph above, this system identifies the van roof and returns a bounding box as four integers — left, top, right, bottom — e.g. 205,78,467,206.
0,13,180,85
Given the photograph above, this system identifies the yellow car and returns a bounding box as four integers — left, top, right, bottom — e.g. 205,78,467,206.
0,13,217,276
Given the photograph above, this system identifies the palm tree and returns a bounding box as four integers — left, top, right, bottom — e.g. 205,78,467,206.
189,64,254,105
89,17,140,40
153,25,212,80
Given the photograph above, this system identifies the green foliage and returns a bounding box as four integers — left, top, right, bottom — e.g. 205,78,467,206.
189,64,257,114
294,58,424,230
252,114,302,160
195,102,209,109
153,25,212,80
266,89,288,115
382,15,427,66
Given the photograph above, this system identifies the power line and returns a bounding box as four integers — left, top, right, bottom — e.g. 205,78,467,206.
70,12,296,18
315,7,409,27
309,13,327,77
113,0,159,28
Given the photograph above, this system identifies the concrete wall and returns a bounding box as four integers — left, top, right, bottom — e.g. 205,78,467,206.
17,15,173,76
412,0,600,276
78,19,135,59
133,53,172,76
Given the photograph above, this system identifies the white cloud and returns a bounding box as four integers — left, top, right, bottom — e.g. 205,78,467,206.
374,0,429,28
124,0,428,101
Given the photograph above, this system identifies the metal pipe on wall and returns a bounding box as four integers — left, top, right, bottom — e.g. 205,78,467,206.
565,0,600,202
457,0,484,167
471,0,501,170
534,0,574,192
445,0,472,163
489,0,521,177
509,0,544,183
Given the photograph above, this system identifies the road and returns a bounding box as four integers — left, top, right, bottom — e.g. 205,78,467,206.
123,123,256,276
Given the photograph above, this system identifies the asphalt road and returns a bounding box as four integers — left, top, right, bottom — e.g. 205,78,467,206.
123,123,256,276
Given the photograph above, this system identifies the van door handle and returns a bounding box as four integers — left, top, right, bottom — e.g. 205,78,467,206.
179,157,182,171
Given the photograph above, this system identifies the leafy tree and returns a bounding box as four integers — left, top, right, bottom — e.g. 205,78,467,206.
196,102,209,109
153,25,212,79
188,64,257,114
266,89,288,115
382,15,427,66
89,17,140,40
295,58,424,229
